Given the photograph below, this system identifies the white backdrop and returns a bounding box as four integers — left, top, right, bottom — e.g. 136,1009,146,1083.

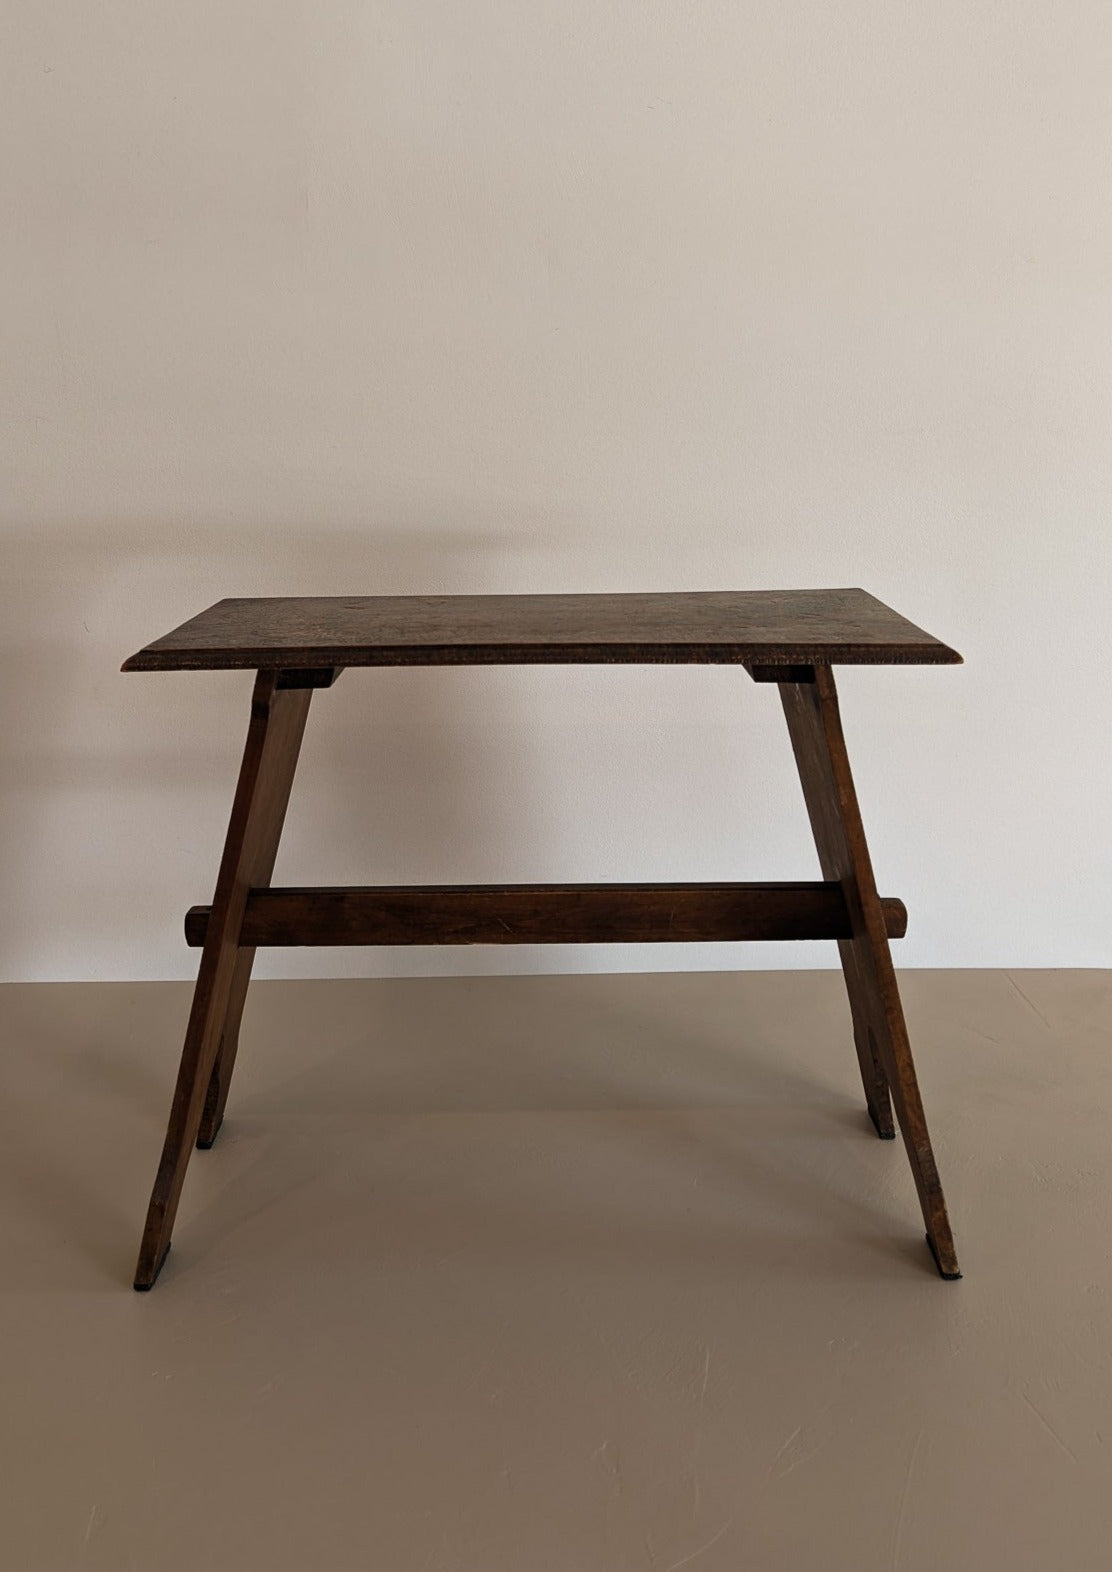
3,1,1110,981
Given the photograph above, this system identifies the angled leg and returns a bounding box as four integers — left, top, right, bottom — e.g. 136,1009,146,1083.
838,941,895,1139
133,671,312,1289
778,664,960,1278
195,942,254,1148
197,672,341,1146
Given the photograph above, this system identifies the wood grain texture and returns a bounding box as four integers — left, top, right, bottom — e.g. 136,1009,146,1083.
122,589,962,672
183,883,909,948
779,664,960,1278
126,591,963,1289
133,672,312,1289
195,948,253,1150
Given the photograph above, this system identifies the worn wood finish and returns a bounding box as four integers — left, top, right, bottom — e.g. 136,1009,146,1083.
122,589,962,672
133,673,312,1289
779,665,960,1279
195,946,252,1150
126,591,962,1288
184,883,909,949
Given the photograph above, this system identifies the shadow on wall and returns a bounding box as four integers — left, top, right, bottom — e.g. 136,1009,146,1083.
0,512,570,979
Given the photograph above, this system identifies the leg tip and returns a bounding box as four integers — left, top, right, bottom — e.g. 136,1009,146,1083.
925,1232,962,1281
196,1114,223,1150
133,1241,171,1292
867,1105,896,1140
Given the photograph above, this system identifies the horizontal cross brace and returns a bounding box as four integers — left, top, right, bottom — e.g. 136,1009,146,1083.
185,882,906,948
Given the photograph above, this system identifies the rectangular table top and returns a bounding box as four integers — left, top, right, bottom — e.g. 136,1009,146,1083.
123,589,961,671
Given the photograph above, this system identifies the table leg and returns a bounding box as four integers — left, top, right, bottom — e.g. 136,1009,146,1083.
133,671,312,1289
778,664,960,1279
196,948,254,1149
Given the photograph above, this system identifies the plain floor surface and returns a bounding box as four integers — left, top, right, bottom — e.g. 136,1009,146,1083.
1,968,1111,1571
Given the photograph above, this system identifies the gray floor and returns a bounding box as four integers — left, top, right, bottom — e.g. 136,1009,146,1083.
2,969,1110,1570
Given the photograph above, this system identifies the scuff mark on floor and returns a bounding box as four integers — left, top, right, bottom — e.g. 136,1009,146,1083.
591,1437,624,1496
1006,973,1054,1033
664,1515,734,1571
891,1426,924,1571
1021,1390,1079,1464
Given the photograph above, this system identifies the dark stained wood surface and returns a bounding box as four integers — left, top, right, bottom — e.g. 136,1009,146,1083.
779,665,961,1278
183,882,909,948
127,606,964,1288
133,672,313,1289
123,590,961,671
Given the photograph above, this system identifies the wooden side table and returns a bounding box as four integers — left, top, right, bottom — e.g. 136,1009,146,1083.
124,589,962,1288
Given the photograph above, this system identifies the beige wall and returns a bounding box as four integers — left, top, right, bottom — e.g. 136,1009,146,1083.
3,2,1110,981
